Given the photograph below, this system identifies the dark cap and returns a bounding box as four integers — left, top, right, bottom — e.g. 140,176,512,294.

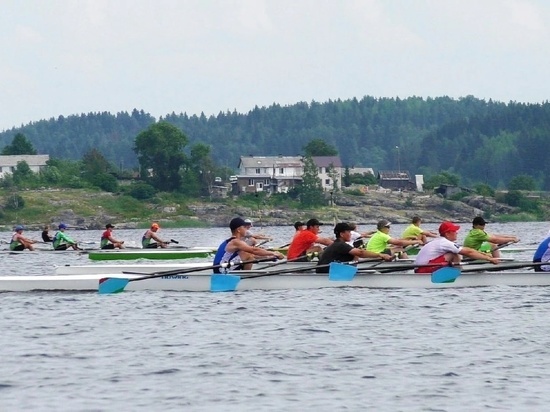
377,219,391,230
294,221,305,230
59,223,68,229
334,222,353,237
229,217,247,231
472,216,487,226
306,218,323,228
106,223,115,229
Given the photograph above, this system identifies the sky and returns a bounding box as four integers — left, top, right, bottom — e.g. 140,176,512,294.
1,0,550,131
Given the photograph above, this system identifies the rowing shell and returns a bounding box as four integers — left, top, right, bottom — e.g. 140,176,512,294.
2,269,550,292
87,249,214,261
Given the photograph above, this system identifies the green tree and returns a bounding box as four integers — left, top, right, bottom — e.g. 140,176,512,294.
423,171,460,190
12,161,35,185
508,174,537,191
303,138,338,156
299,156,324,206
82,148,112,177
134,122,188,191
2,133,37,155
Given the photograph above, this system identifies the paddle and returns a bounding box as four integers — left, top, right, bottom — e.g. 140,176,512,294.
431,267,461,283
461,261,549,273
277,243,291,249
98,256,277,294
327,258,387,281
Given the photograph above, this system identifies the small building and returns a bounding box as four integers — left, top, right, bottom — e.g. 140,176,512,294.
233,155,303,194
311,156,343,191
434,184,474,198
377,170,416,191
0,155,50,179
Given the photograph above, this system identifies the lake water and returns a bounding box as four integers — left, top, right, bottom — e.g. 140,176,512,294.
1,222,550,411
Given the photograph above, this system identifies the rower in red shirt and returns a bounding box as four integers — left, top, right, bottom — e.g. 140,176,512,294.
287,218,333,261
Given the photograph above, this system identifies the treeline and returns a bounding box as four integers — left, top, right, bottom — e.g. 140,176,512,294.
2,96,550,188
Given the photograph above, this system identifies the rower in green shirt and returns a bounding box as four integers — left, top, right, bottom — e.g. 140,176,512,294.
52,223,80,250
401,216,438,244
463,216,519,258
366,219,422,259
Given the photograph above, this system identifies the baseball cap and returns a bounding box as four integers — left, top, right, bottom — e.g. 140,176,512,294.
15,225,24,231
334,222,353,237
306,218,323,227
377,219,391,230
294,221,305,230
439,221,460,235
472,216,487,226
106,223,115,228
59,223,68,229
230,217,247,231
244,218,253,226
151,223,160,230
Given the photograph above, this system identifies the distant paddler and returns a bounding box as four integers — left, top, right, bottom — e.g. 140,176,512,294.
212,217,284,273
365,219,421,259
100,223,124,249
142,223,168,249
401,216,438,244
41,225,53,243
10,225,37,251
53,223,80,251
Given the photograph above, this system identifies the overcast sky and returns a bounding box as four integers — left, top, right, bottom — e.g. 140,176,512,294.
1,0,549,131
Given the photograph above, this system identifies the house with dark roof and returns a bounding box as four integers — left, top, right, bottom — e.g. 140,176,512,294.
377,170,416,191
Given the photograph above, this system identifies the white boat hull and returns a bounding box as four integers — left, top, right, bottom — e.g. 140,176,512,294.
2,270,550,292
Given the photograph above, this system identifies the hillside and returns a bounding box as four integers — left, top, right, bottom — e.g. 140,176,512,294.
2,96,550,189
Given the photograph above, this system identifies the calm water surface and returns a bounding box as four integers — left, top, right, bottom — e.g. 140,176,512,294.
1,223,550,411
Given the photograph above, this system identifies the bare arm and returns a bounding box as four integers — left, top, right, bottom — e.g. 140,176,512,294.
350,248,393,260
227,239,284,259
459,247,500,264
388,238,423,247
487,234,519,244
315,236,334,246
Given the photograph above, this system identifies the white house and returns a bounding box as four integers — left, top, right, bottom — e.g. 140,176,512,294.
311,156,343,191
235,155,303,194
0,155,50,179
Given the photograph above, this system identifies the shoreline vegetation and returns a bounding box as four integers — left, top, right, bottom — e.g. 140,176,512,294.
0,187,544,231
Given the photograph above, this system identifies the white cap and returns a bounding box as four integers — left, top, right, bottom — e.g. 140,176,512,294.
244,219,253,225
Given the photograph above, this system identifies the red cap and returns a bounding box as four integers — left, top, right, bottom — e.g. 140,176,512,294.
438,221,460,235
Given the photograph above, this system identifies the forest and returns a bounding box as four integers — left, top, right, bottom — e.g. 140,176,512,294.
1,95,550,189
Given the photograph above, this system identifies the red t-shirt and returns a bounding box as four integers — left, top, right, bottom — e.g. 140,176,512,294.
287,230,318,259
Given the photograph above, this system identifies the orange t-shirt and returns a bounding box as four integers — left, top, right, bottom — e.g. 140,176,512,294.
287,230,318,259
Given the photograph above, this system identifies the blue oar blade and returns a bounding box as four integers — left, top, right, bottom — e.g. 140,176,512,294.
431,267,461,283
328,262,358,281
210,274,241,292
99,278,130,294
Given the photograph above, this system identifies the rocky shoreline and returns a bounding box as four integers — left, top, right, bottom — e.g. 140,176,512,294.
13,191,516,231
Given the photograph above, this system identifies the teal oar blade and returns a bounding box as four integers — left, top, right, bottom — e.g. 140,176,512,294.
328,262,358,281
211,274,241,292
99,277,130,294
431,267,461,283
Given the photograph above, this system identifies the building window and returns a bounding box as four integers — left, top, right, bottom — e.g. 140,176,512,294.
256,182,263,190
255,168,260,174
279,168,284,174
319,167,323,173
248,179,254,186
265,179,270,184
325,179,331,185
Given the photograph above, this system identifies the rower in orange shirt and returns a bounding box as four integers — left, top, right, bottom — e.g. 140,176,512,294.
287,218,333,261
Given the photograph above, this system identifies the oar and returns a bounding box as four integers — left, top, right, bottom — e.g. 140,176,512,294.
327,258,386,281
461,261,549,273
98,257,277,294
210,260,321,292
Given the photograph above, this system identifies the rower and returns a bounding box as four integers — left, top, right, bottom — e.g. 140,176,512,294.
212,217,284,273
142,223,168,248
287,218,333,261
100,223,125,249
53,223,80,250
401,216,438,244
415,221,499,273
463,216,519,258
316,223,392,273
365,219,421,259
10,225,36,251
